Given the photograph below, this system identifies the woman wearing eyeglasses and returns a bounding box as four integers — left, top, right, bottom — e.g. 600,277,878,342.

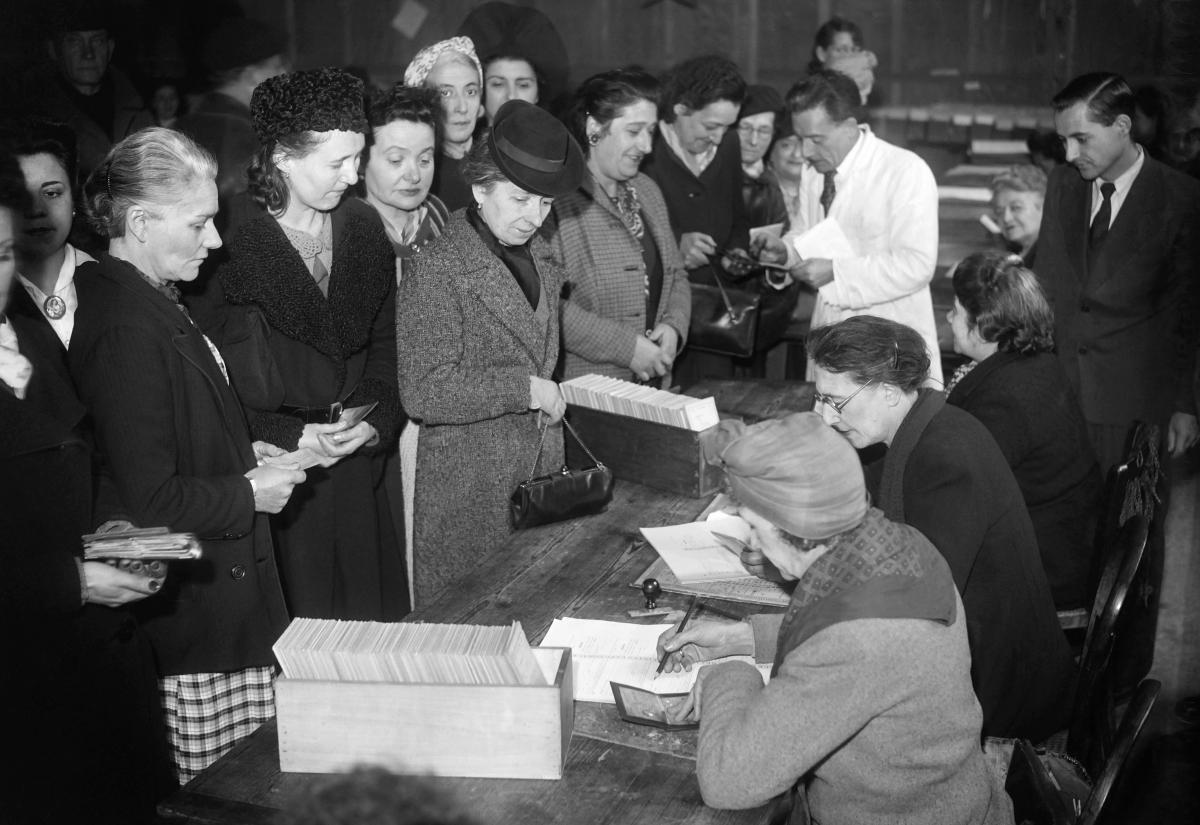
805,314,1074,743
737,85,787,229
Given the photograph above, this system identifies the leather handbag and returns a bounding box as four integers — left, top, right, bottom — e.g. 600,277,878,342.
510,417,615,530
687,270,761,358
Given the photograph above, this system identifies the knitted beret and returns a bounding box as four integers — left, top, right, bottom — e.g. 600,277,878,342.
704,412,868,541
403,36,482,88
250,68,368,143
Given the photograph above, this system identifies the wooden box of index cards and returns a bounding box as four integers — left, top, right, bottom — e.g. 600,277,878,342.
565,405,723,498
275,646,573,779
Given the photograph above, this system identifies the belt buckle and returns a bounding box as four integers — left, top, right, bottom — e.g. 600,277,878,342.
329,401,343,424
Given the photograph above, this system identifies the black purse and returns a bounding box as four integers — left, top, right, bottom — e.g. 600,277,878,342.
687,270,761,358
510,417,615,530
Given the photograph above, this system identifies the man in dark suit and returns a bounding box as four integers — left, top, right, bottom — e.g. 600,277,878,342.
1037,72,1200,691
1037,71,1200,472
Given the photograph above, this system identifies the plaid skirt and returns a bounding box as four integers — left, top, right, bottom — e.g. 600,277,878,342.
159,667,275,784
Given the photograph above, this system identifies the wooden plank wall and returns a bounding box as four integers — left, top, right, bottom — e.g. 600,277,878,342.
226,0,1192,106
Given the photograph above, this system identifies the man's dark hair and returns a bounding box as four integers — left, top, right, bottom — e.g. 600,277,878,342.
658,55,745,124
786,69,863,124
1051,72,1135,127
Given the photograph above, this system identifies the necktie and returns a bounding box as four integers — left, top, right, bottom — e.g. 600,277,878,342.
820,171,837,216
1089,182,1115,250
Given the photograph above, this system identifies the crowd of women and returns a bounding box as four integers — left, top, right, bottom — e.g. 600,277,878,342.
1,8,1180,825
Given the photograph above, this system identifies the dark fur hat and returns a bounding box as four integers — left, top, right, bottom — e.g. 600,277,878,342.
250,68,368,143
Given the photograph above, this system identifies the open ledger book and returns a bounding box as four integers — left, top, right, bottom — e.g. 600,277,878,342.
540,616,772,702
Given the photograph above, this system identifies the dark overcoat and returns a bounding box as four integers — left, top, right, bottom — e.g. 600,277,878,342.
210,196,406,621
69,254,289,675
947,351,1103,609
553,172,691,381
868,390,1075,741
397,212,565,607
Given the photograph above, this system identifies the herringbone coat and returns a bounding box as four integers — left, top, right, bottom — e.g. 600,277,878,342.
397,212,565,607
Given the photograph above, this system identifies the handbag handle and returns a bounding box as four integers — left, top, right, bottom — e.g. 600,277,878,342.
525,414,605,482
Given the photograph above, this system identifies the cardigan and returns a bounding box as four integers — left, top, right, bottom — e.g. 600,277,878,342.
947,350,1103,609
553,172,691,381
641,127,751,286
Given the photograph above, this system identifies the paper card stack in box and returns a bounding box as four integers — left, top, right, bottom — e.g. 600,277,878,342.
560,375,723,498
272,619,574,779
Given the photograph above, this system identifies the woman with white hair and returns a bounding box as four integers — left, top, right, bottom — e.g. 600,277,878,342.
405,36,484,211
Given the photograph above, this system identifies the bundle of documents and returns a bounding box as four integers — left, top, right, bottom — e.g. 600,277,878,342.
540,617,772,702
561,374,719,431
639,516,754,584
82,526,202,560
273,618,546,686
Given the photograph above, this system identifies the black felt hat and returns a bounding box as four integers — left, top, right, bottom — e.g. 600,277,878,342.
203,17,286,72
486,99,583,198
250,68,367,143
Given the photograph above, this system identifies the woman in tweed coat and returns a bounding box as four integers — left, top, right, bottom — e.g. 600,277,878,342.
555,69,690,384
397,101,583,607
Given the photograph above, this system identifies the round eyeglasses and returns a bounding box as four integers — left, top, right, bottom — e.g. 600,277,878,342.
813,378,876,415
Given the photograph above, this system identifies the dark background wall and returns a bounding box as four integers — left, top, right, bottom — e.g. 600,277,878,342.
3,0,1198,105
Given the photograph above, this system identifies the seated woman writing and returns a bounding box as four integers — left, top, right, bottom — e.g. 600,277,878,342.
658,412,1012,825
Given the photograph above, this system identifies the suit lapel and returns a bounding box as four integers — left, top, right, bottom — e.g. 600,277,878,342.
1059,172,1090,284
1088,158,1157,289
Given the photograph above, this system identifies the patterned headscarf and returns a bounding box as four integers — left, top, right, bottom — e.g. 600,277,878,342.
404,36,482,88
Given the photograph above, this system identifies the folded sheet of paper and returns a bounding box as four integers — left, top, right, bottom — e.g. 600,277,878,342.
540,617,771,703
790,216,856,261
640,521,754,583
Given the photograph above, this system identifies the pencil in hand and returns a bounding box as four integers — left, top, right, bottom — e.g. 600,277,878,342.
655,595,701,677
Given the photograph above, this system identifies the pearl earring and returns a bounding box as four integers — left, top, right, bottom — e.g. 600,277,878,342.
588,133,600,146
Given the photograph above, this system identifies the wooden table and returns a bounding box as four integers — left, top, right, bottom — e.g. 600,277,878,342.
159,477,780,824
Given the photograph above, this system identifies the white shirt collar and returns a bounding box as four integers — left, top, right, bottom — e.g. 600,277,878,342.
831,125,871,180
1094,143,1144,201
660,119,719,176
16,244,93,347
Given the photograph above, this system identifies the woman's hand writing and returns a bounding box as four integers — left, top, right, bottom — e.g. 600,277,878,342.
656,619,754,674
529,376,565,423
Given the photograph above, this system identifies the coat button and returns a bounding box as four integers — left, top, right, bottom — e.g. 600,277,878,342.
1078,345,1089,355
230,564,247,580
1080,302,1091,313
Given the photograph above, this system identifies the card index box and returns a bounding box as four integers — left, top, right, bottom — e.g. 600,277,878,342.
276,646,573,779
565,405,722,498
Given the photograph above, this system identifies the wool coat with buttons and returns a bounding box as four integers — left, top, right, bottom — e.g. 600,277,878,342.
552,172,691,382
70,254,289,676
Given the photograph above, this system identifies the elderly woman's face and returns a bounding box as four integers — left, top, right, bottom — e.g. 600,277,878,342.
992,188,1043,251
428,56,482,146
812,366,890,449
140,179,221,283
365,119,436,214
484,58,538,124
736,506,828,581
589,99,657,185
946,297,981,359
279,130,364,213
738,111,775,166
16,153,73,266
473,179,552,247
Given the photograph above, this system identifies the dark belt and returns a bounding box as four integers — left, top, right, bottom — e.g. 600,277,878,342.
278,402,342,424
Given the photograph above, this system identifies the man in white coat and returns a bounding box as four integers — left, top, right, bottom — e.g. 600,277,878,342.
755,70,941,384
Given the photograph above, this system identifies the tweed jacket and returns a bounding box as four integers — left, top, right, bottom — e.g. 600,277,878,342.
553,172,691,381
868,390,1074,741
69,255,289,675
947,351,1102,609
397,211,565,607
1036,154,1200,429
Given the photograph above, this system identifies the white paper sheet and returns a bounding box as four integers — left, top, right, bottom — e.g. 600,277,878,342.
540,617,771,703
640,522,753,583
790,216,856,261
